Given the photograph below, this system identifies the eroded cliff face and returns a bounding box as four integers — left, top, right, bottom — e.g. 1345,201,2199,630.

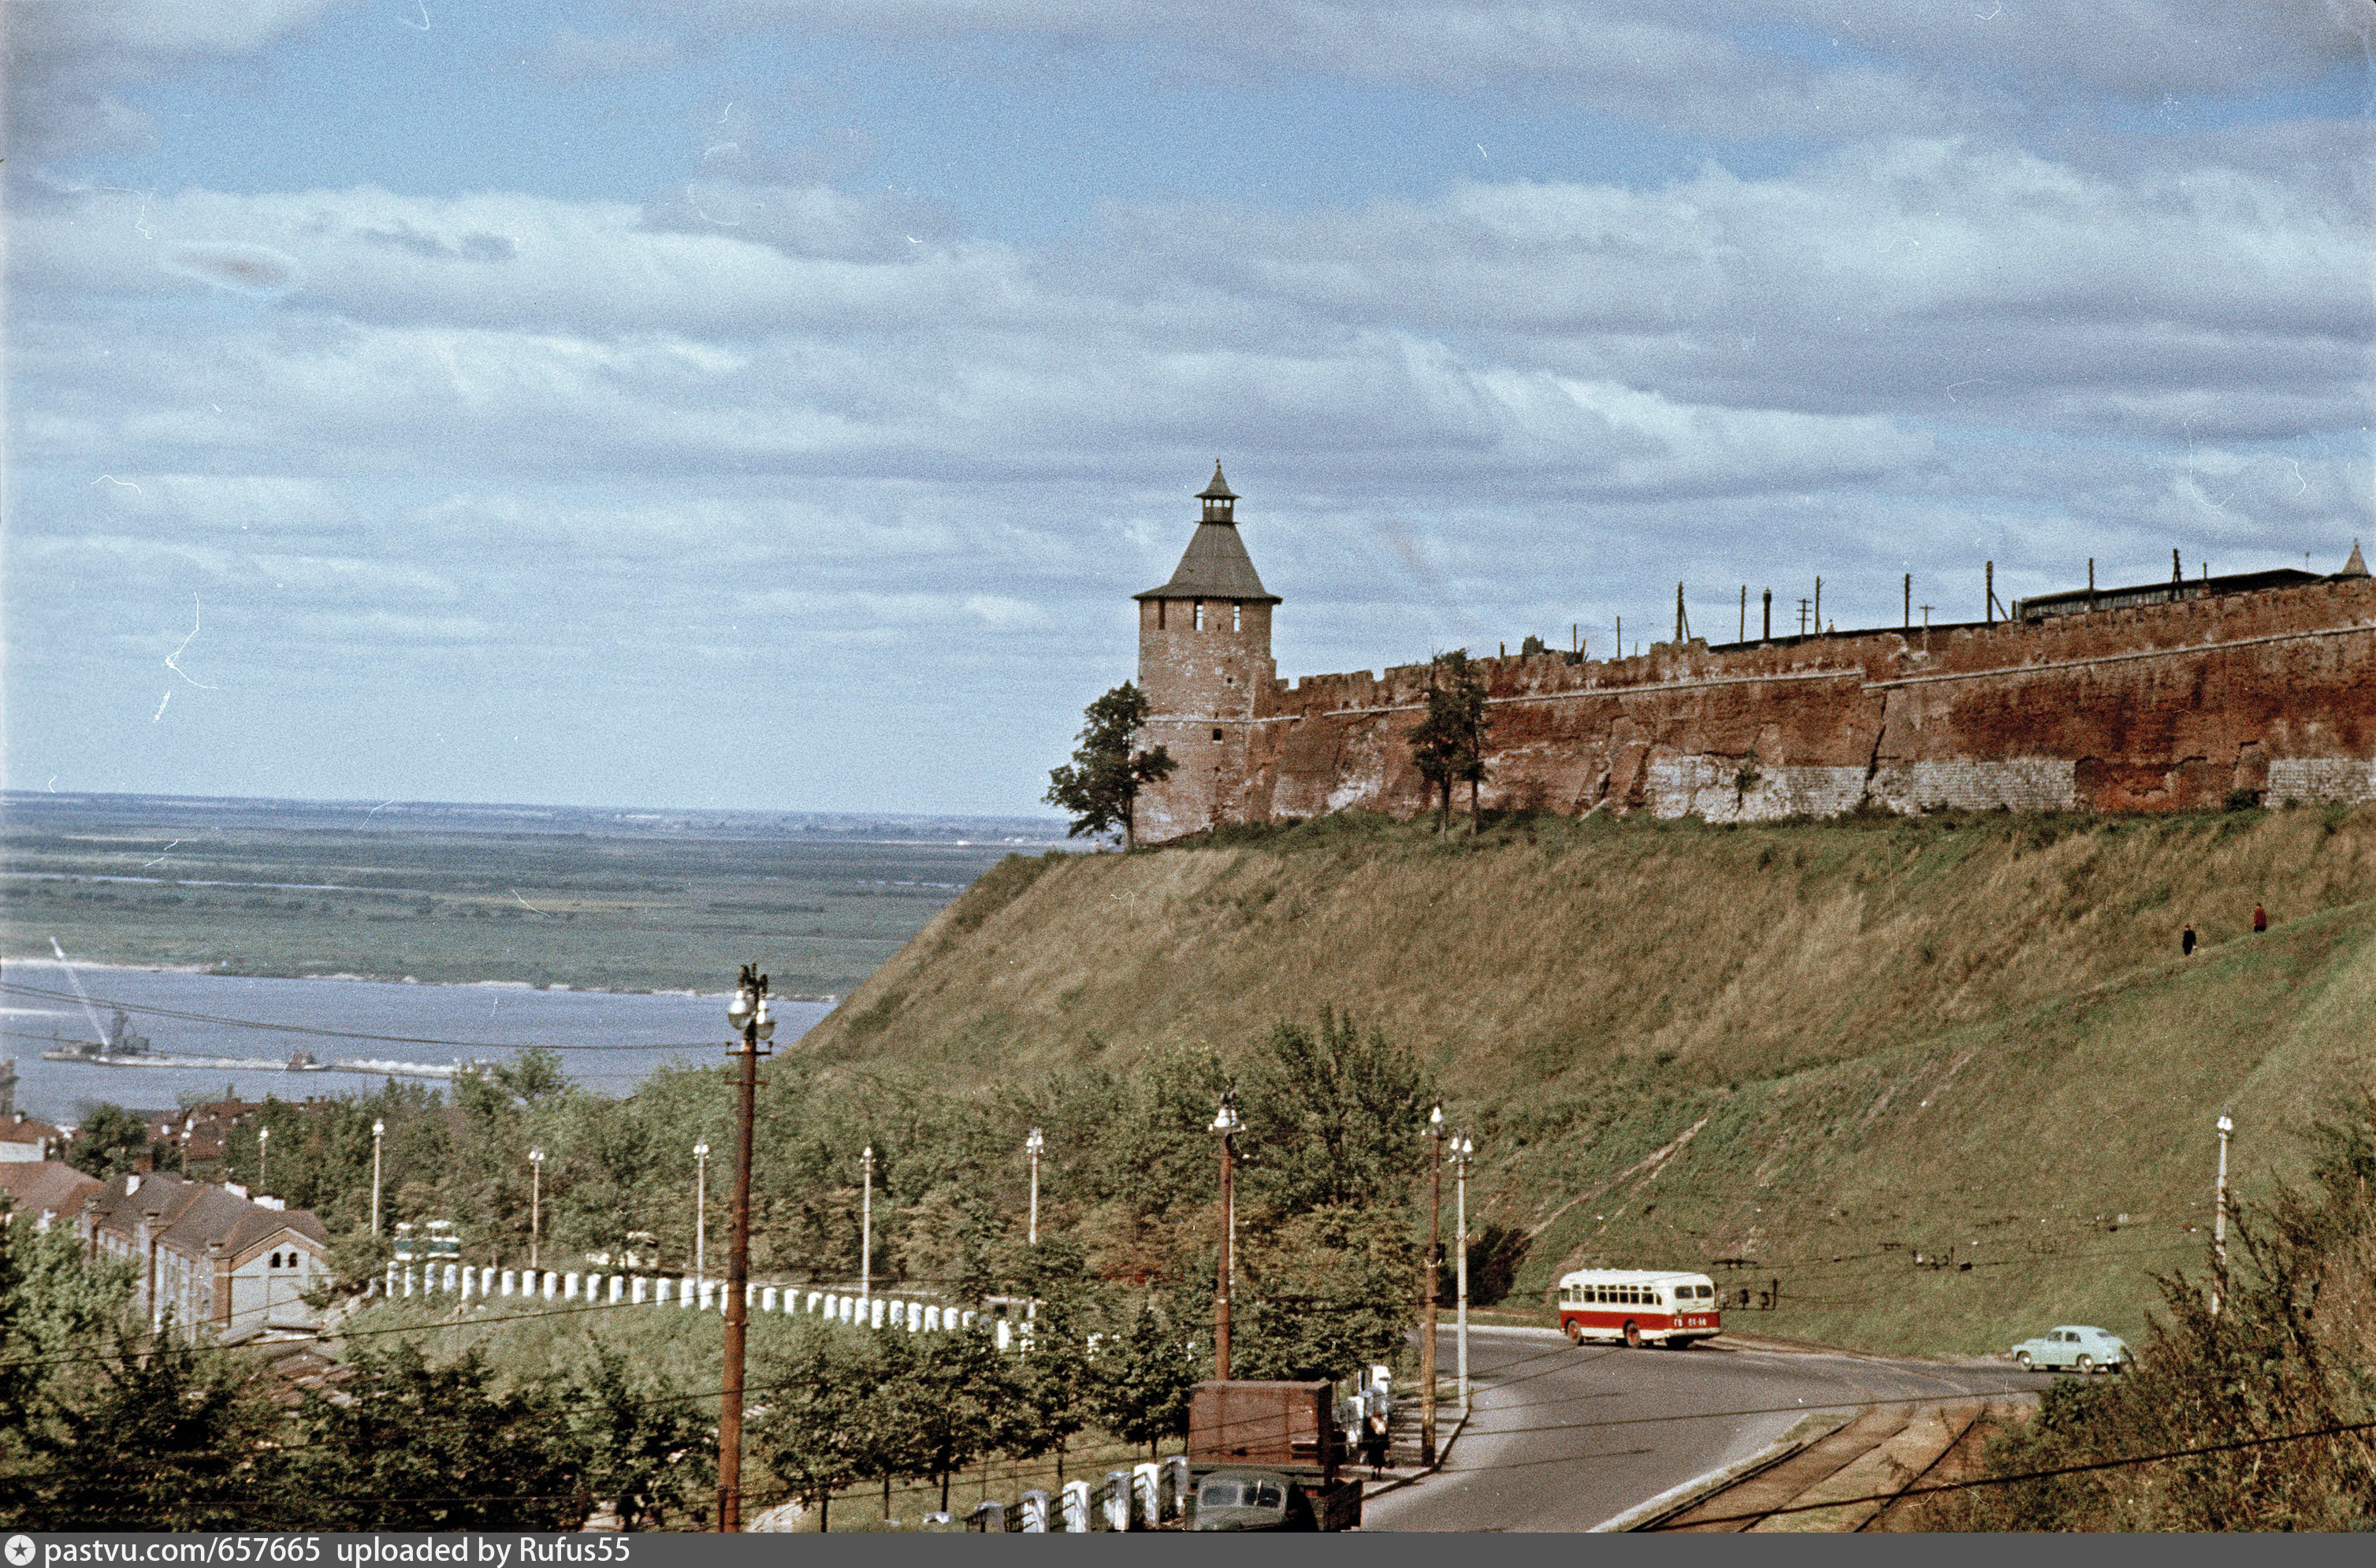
1162,576,2376,837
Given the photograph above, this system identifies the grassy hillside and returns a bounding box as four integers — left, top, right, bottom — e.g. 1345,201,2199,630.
803,804,2376,1356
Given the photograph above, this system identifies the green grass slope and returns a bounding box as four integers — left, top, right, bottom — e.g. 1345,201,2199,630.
804,806,2376,1355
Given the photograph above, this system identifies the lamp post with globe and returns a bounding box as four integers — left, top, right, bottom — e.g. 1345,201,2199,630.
716,964,775,1532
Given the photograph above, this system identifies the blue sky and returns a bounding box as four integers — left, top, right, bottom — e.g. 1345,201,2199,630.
6,2,2370,814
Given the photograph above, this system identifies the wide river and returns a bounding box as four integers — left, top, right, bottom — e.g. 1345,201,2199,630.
1,958,833,1123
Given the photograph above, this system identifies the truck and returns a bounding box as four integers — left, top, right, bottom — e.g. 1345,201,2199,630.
1183,1380,1364,1531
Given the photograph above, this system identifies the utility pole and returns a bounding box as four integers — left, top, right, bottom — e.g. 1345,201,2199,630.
1797,598,1811,636
2212,1113,2233,1318
1762,589,1772,641
693,1139,710,1284
1450,1130,1474,1415
527,1147,544,1272
1738,585,1746,644
1421,1102,1444,1468
718,963,775,1532
860,1143,875,1305
370,1118,385,1238
1903,573,1911,630
1986,561,1998,625
1025,1127,1044,1245
1210,1091,1241,1379
1674,582,1687,645
1813,576,1822,634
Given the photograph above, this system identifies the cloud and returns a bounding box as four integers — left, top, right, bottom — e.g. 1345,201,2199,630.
160,242,306,297
6,1,352,162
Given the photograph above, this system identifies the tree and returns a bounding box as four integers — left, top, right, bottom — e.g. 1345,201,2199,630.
1045,683,1177,850
565,1344,716,1530
753,1332,887,1531
877,1327,1015,1514
1084,1307,1199,1458
66,1102,157,1178
1407,650,1488,835
288,1343,586,1530
1241,1009,1435,1214
8,1329,288,1530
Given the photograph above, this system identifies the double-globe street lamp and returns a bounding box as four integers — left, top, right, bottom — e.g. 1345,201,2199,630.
1421,1102,1444,1468
370,1117,385,1238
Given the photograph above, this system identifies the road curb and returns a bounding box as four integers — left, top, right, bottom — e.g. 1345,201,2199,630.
1586,1410,1851,1533
1359,1406,1469,1503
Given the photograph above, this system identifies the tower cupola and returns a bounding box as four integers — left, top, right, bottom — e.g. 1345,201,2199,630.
1198,461,1239,523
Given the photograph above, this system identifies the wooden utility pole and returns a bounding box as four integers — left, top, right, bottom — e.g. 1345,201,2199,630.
1210,1092,1241,1378
717,964,774,1531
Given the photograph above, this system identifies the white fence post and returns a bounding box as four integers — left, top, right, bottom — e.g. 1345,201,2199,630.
1133,1462,1158,1528
1062,1480,1091,1532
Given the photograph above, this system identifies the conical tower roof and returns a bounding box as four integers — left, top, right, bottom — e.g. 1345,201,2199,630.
1134,466,1280,603
2340,540,2368,578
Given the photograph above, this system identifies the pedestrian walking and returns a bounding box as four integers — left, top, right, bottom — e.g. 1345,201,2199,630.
2252,903,2267,933
2181,924,2197,957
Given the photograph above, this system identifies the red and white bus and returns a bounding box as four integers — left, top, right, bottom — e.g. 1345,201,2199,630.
1557,1269,1722,1349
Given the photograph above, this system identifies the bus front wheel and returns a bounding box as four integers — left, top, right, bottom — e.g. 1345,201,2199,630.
1623,1322,1642,1349
1565,1320,1583,1345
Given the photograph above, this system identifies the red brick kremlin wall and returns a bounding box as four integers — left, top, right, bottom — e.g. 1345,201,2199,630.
1138,575,2376,838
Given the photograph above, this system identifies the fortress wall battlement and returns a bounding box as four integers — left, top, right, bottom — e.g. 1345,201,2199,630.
1213,574,2376,830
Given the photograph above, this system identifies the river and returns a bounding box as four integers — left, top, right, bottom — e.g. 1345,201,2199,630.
0,958,832,1123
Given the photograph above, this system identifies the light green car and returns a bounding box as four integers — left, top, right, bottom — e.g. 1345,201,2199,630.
2010,1325,2131,1373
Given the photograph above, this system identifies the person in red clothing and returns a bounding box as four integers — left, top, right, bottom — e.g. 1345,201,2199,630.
2253,903,2268,933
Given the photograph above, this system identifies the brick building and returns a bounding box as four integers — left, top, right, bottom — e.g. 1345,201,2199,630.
79,1171,331,1342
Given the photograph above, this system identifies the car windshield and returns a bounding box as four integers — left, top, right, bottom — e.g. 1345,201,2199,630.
1200,1481,1284,1510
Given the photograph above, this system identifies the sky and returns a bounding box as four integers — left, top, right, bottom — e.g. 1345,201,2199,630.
5,2,2371,816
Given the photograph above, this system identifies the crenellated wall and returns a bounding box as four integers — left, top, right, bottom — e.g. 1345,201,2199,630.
1158,575,2376,834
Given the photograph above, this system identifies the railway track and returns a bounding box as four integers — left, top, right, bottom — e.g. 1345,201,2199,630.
1653,1395,2010,1531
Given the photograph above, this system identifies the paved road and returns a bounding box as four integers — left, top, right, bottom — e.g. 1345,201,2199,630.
1366,1326,2052,1532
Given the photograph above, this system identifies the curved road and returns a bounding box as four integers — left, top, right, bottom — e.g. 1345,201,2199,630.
1366,1326,2054,1532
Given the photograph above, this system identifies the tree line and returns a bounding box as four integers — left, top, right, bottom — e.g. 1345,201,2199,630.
12,1009,1452,1527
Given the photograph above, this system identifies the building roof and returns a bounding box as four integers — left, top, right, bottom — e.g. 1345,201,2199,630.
1134,520,1281,604
2013,566,2329,623
0,1160,103,1224
84,1171,329,1264
2343,541,2368,578
0,1113,63,1146
1197,461,1238,502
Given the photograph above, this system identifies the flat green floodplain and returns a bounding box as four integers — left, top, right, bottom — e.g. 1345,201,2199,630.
2,795,1052,995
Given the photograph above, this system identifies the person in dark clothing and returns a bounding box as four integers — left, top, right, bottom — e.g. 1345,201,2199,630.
2253,904,2268,933
2181,924,2197,957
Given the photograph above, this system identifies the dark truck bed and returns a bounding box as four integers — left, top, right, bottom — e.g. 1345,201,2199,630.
1186,1380,1363,1531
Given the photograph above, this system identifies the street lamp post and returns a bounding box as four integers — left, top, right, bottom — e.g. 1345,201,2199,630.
527,1147,545,1273
719,963,776,1533
2212,1113,2234,1317
1024,1127,1044,1246
1210,1091,1241,1380
859,1143,874,1305
1421,1103,1444,1468
1450,1130,1474,1416
693,1140,710,1285
370,1118,385,1238
256,1124,270,1190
